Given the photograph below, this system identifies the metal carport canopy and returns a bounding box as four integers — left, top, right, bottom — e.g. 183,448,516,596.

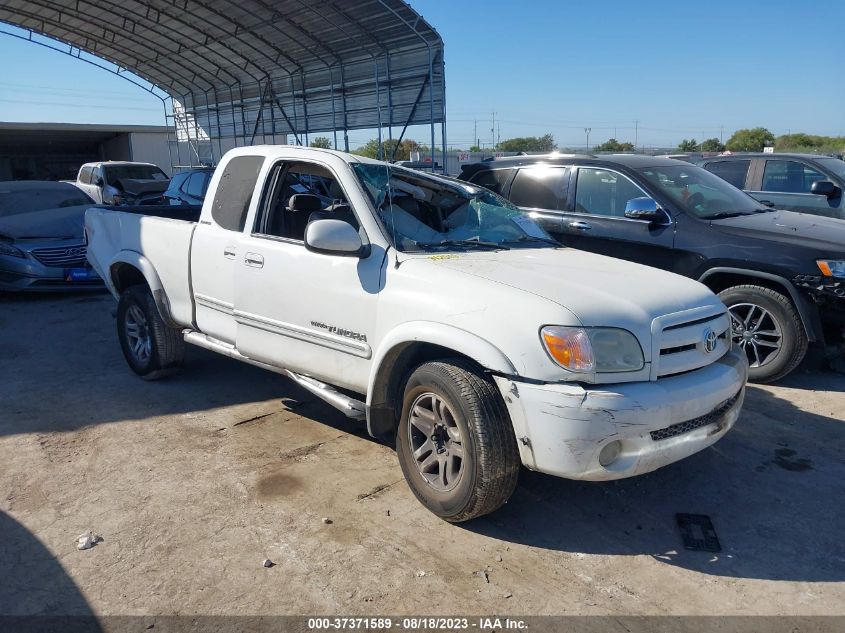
0,0,445,162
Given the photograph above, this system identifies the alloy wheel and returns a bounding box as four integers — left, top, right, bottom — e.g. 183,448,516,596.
407,392,465,491
124,303,152,365
728,302,783,368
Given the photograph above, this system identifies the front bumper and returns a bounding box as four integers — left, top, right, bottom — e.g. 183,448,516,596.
0,255,103,292
494,346,748,481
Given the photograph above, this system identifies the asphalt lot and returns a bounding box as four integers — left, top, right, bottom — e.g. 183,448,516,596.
1,291,844,617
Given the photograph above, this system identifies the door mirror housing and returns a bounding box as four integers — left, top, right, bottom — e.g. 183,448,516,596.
95,177,104,187
304,218,366,257
810,180,841,199
624,197,670,224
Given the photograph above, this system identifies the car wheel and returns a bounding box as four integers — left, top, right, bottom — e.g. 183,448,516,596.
396,358,520,522
117,284,185,380
718,284,807,383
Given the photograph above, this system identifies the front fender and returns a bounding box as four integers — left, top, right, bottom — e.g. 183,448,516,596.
364,321,518,437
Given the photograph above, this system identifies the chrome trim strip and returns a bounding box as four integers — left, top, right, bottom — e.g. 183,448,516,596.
233,309,372,359
194,293,234,315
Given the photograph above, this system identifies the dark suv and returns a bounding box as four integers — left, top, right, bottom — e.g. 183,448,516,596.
163,167,214,206
697,153,845,220
459,154,845,382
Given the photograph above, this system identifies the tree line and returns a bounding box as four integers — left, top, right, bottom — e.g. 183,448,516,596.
306,128,845,157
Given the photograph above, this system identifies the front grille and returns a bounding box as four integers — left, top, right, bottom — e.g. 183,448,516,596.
654,310,731,378
30,244,87,268
650,392,741,441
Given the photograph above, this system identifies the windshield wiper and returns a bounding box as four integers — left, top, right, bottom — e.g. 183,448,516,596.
420,239,509,251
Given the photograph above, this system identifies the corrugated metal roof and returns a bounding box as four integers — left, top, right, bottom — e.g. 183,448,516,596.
0,0,445,149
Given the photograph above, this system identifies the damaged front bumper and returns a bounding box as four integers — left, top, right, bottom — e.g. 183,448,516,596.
494,346,748,481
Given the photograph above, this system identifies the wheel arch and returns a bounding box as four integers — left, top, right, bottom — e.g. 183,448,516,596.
365,323,517,438
698,267,821,342
109,252,178,328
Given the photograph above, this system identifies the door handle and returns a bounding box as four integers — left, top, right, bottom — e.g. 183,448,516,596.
223,246,237,259
244,252,264,268
568,220,592,231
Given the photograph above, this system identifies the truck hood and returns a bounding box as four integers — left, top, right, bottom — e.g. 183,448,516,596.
711,210,845,253
0,205,88,240
409,247,721,327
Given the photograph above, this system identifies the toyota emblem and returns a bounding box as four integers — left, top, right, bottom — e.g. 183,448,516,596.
703,328,718,354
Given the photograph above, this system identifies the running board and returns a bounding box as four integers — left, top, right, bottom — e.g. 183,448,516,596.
182,330,366,421
284,370,367,421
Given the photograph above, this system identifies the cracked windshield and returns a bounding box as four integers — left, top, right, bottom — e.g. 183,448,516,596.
353,163,555,252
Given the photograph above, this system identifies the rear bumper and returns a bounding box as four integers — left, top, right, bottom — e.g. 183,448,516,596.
495,346,748,481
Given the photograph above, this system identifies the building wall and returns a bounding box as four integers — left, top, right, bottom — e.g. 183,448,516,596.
129,132,172,175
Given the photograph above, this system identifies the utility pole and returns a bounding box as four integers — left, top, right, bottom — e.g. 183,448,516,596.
634,120,639,150
720,125,724,144
474,119,477,149
584,127,591,151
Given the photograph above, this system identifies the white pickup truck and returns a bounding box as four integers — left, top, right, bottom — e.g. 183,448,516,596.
86,146,748,522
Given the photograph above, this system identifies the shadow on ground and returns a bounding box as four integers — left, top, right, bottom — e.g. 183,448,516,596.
0,511,100,626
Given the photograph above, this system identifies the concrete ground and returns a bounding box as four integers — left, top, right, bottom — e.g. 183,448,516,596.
1,291,844,617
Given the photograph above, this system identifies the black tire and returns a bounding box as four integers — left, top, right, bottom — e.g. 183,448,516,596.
719,284,807,383
117,284,185,380
396,358,520,522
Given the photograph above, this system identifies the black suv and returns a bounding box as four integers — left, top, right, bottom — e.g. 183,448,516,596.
459,154,845,382
697,153,845,220
163,167,214,206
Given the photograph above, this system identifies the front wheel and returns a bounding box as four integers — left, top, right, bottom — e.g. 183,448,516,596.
396,359,520,522
117,284,185,380
719,284,807,383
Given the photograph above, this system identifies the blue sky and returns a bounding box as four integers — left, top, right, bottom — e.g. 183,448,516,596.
1,0,843,149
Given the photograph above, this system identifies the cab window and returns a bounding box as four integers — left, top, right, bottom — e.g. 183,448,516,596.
210,155,264,231
255,161,357,242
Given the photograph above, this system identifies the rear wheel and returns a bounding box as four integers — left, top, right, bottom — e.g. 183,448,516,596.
718,284,807,383
396,359,520,522
117,284,185,380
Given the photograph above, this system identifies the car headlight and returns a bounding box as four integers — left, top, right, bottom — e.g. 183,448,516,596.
541,326,644,374
0,241,24,258
817,260,845,279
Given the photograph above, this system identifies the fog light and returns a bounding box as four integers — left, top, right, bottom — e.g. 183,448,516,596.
599,440,622,467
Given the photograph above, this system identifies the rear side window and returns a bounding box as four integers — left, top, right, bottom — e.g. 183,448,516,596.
184,173,206,198
762,160,826,194
79,166,93,184
468,169,513,196
211,156,264,231
703,160,750,189
509,166,569,210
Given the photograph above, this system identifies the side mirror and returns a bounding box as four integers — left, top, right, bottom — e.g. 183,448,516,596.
624,197,669,224
304,218,366,257
810,180,841,199
95,177,104,187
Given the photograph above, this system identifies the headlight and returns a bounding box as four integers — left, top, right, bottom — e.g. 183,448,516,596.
0,241,24,258
817,260,845,278
541,326,644,374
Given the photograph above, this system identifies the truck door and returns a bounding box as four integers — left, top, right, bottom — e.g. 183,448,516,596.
191,154,265,344
234,159,385,393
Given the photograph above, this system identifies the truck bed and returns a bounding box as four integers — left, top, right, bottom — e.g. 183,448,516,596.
85,206,198,327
